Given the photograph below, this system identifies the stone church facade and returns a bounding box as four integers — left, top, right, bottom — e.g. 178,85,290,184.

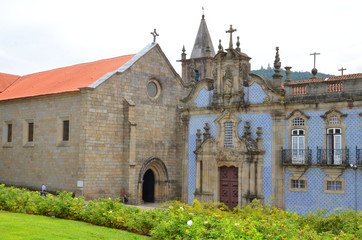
0,15,361,212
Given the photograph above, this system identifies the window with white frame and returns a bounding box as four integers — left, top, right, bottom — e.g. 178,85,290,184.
224,122,233,148
326,128,342,164
292,129,305,164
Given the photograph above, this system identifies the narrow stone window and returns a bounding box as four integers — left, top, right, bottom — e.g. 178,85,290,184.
224,122,233,148
62,120,70,141
7,123,12,142
28,122,34,142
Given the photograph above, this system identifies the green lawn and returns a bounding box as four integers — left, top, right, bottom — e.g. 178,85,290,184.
0,211,150,240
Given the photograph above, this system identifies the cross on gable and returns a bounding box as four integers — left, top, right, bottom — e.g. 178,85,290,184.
151,29,159,42
338,67,346,76
226,25,237,49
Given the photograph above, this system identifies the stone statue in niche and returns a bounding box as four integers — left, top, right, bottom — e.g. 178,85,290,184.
223,67,233,94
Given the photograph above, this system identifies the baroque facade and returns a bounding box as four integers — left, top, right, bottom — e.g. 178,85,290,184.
0,15,361,212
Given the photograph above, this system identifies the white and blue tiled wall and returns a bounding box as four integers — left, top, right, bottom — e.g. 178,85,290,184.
285,109,362,213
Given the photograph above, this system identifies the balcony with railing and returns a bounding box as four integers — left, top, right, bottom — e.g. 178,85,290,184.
282,148,312,165
316,147,349,166
357,146,362,165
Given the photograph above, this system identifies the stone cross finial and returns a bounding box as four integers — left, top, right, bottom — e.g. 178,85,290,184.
226,25,237,49
310,52,320,68
151,29,159,42
310,52,320,78
338,67,346,76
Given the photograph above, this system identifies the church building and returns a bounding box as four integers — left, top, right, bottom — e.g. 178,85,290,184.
0,15,361,213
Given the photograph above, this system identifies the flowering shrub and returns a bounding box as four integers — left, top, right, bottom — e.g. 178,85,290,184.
0,184,361,239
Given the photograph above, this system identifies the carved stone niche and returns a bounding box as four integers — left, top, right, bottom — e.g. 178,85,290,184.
193,110,264,209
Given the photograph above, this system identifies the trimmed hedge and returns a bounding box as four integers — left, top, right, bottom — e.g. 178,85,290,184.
0,184,361,239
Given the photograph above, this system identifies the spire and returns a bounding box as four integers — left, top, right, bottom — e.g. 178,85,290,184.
190,15,215,58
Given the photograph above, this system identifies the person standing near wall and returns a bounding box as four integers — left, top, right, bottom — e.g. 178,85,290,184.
40,184,46,197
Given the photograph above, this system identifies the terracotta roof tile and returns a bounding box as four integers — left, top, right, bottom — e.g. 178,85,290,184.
0,54,135,101
289,73,362,85
0,73,20,93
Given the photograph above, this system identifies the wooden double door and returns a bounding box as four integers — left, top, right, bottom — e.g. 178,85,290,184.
219,166,238,210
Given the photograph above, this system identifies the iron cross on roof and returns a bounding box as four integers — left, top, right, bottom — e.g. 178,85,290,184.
310,52,320,68
226,25,237,49
338,67,346,76
151,29,159,42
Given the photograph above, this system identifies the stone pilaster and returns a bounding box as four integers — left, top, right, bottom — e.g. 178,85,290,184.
271,110,285,209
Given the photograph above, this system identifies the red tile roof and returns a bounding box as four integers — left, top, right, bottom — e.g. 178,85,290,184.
0,54,135,101
289,73,362,85
0,73,20,93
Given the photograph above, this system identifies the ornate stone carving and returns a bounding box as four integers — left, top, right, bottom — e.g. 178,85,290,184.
223,67,233,95
239,62,249,86
216,148,244,162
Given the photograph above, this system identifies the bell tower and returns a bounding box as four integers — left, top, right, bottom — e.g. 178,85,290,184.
178,14,215,84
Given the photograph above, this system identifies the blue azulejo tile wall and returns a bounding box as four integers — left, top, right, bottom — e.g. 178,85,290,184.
188,115,219,204
194,88,213,108
285,108,362,213
243,82,267,104
285,168,361,213
188,113,273,205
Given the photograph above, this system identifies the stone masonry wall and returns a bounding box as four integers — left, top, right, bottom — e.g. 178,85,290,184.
80,46,187,201
0,93,81,193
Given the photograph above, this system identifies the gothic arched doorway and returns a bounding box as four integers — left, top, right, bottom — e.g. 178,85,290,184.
142,169,155,202
138,158,169,204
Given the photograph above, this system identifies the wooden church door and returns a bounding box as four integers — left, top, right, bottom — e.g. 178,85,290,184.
219,166,238,210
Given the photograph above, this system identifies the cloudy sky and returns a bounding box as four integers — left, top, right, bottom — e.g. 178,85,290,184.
0,0,361,76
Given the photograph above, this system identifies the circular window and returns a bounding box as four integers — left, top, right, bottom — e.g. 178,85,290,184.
147,80,161,99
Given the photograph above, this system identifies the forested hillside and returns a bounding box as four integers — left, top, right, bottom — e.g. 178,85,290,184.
251,67,333,81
